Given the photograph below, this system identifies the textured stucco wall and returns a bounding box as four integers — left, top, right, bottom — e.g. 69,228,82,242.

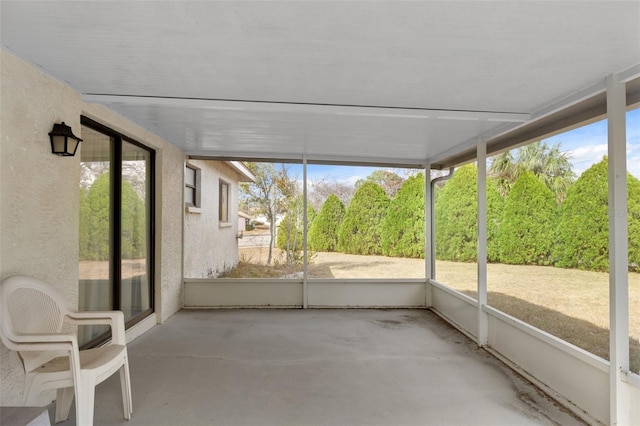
0,49,184,405
183,160,241,278
1,49,83,405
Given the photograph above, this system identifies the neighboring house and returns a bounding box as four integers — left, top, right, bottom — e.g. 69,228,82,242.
238,211,251,232
183,160,255,278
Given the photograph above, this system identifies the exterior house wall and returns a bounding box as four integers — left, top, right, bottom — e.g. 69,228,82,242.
0,49,83,406
0,49,184,405
183,160,242,278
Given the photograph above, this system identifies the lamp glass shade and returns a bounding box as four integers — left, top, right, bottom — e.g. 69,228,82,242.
49,122,82,156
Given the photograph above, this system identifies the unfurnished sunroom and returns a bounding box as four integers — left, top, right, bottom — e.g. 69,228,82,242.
1,2,639,425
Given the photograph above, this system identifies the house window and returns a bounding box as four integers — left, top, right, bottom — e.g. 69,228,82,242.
79,117,154,348
185,164,201,208
219,180,230,223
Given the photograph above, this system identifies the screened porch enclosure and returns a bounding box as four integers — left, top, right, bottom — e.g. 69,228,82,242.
1,2,639,425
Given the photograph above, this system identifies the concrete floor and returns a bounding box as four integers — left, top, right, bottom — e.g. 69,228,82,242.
50,309,585,426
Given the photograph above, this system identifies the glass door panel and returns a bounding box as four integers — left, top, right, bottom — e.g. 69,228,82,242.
78,126,114,345
78,121,154,347
121,141,152,323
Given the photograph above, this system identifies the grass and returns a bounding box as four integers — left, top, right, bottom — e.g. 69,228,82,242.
437,260,640,373
228,248,640,373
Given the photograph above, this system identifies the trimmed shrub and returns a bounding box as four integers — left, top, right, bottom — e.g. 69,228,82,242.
82,173,111,260
555,158,640,272
498,170,557,265
308,194,345,252
80,173,147,260
435,165,478,262
276,204,316,252
381,174,425,258
337,181,390,255
121,179,147,258
434,164,504,263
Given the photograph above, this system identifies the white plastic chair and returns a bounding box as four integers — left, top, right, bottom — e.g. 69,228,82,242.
0,275,132,425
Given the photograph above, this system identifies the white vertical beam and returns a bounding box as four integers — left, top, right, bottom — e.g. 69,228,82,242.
477,140,488,347
425,163,433,307
430,168,455,281
607,73,630,425
303,155,308,309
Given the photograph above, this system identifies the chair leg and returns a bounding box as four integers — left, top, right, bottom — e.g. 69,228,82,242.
23,380,41,407
55,387,75,423
75,378,96,426
120,359,133,419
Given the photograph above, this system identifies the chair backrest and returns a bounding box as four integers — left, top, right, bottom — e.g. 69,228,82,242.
0,275,70,372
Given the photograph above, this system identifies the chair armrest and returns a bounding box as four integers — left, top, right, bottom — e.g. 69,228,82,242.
66,310,126,345
4,333,77,353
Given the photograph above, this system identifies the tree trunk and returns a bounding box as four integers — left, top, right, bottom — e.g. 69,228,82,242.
267,220,275,265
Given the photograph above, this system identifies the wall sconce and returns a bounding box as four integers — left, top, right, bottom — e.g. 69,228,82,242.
49,122,82,156
236,231,244,240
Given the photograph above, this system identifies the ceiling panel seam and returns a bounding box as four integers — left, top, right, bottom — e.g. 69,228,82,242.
82,93,530,122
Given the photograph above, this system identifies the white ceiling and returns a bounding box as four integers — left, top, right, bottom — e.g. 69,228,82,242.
2,1,639,166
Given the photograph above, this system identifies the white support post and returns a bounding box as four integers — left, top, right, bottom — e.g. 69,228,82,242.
477,140,488,347
425,163,433,307
303,155,309,309
607,73,630,425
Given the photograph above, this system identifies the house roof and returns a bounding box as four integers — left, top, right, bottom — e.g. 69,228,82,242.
1,1,639,167
226,161,256,183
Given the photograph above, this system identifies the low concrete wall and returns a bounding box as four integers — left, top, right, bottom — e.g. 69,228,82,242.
184,279,303,308
485,306,608,424
183,279,427,309
429,280,478,339
308,280,426,307
626,374,640,423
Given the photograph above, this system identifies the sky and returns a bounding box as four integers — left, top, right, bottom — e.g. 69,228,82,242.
545,108,640,178
285,108,640,186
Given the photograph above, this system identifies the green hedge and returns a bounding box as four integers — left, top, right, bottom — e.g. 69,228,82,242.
555,158,640,271
498,170,557,265
435,165,478,262
381,174,425,258
79,173,111,260
338,181,390,255
79,173,146,261
308,194,345,252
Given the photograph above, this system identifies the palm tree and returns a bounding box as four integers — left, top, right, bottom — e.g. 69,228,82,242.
488,150,517,197
489,141,576,203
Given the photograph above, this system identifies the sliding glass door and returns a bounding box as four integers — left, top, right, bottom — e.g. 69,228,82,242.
78,119,154,346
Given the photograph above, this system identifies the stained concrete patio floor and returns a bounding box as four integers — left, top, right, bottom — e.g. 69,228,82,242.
51,309,586,426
